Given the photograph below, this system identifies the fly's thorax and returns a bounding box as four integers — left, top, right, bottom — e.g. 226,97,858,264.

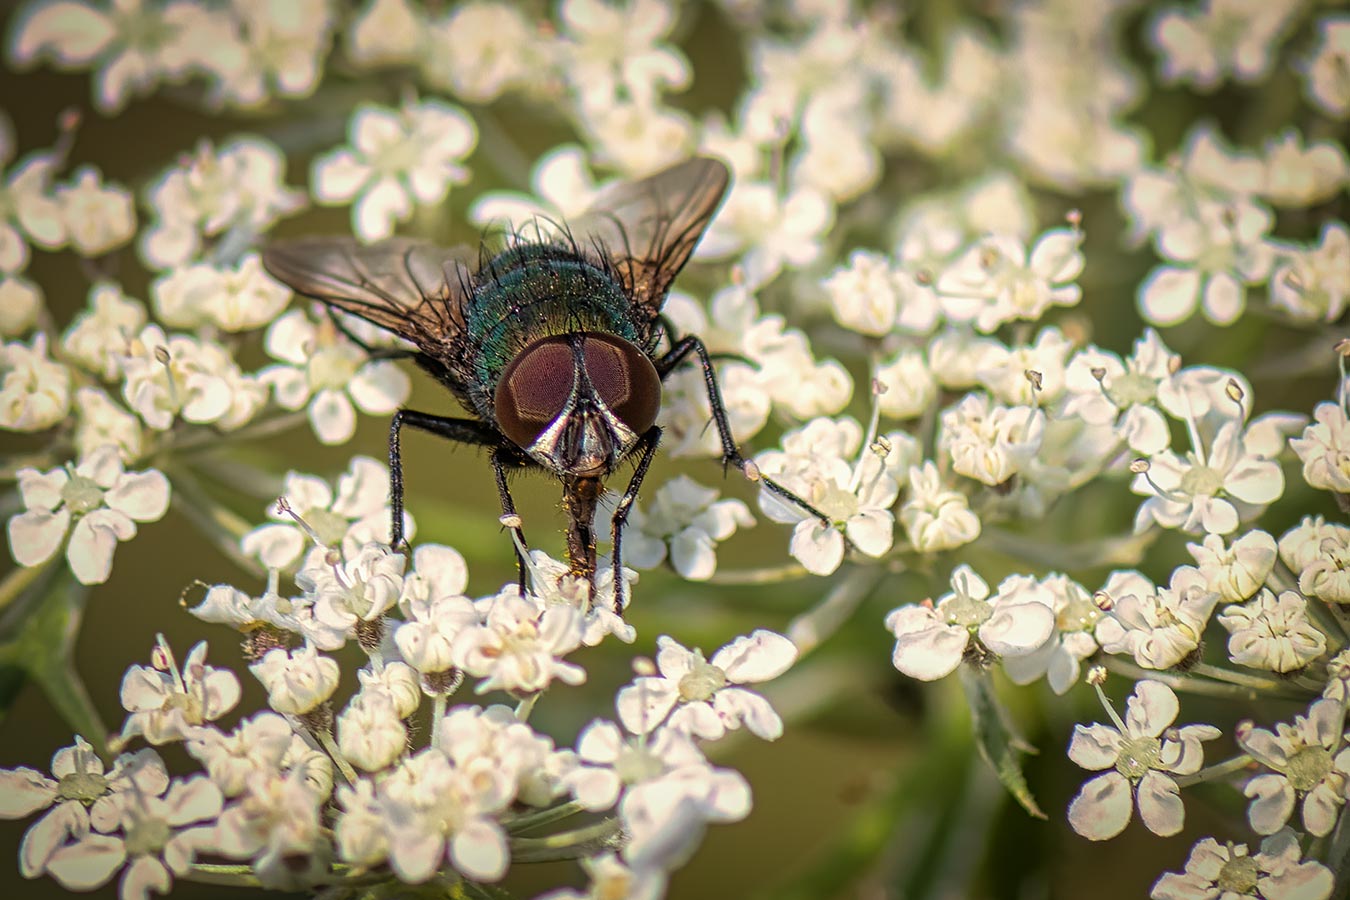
468,244,645,388
494,332,661,477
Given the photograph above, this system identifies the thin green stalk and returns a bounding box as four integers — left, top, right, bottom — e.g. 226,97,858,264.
708,562,809,585
1173,754,1253,789
787,566,884,658
0,557,52,615
1099,656,1312,701
504,800,586,834
313,726,360,789
509,818,621,862
1188,662,1302,693
165,464,266,578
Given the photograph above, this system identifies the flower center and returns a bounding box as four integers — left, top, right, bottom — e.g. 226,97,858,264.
1057,594,1101,632
809,480,859,522
1285,745,1333,792
594,869,634,900
1114,735,1161,781
123,817,172,857
1180,464,1224,497
945,591,992,629
614,744,665,784
56,771,109,803
308,344,364,392
1215,852,1258,894
677,656,727,702
61,473,106,515
1106,371,1155,409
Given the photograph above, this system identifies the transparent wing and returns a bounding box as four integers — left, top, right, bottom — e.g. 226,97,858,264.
569,157,731,315
261,236,476,348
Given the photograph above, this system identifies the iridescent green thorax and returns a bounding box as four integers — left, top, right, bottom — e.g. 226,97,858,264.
468,244,641,391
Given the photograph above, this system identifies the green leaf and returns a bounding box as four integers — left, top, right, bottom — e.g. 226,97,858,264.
960,667,1045,820
0,564,107,752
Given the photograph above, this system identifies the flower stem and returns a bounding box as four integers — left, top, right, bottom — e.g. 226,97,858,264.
429,691,448,749
504,800,586,834
165,464,266,578
788,566,884,658
1188,662,1305,694
515,692,539,722
508,818,621,862
312,725,359,788
709,563,809,585
0,556,52,614
1099,656,1311,701
1173,754,1253,788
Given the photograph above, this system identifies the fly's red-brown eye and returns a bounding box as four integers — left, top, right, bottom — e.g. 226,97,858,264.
582,334,661,435
495,337,575,448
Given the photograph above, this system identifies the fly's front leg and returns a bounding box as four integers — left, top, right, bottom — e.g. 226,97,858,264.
610,426,661,614
388,410,503,551
657,335,832,527
491,447,530,594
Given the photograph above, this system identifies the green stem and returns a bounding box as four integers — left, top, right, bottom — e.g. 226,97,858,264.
1099,656,1312,701
708,563,809,585
787,566,884,658
313,726,360,788
183,864,264,887
429,692,448,748
509,818,621,862
165,464,266,578
504,800,586,834
165,410,309,457
1188,662,1303,693
1173,754,1253,789
514,692,539,722
0,557,52,615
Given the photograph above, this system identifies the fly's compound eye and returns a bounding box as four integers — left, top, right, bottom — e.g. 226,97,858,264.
495,337,575,449
582,334,661,436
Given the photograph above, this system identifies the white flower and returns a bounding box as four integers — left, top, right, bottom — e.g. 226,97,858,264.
242,455,407,571
0,275,42,334
824,250,907,337
119,324,267,432
1096,566,1218,670
7,445,169,585
1138,198,1275,327
1000,574,1102,695
345,0,423,69
0,144,64,272
755,417,902,575
699,180,833,289
250,643,340,716
557,0,688,111
886,564,1055,681
616,630,796,740
337,691,408,772
1152,828,1334,900
939,393,1046,487
620,476,754,580
55,166,135,256
394,587,480,677
260,309,410,445
579,99,694,175
437,704,573,808
536,852,667,900
419,1,542,103
185,712,294,796
1291,401,1350,495
152,253,291,332
0,738,166,879
296,542,405,647
927,326,1006,390
1062,328,1178,455
1187,530,1277,603
935,228,1084,332
1278,516,1350,605
214,769,328,888
1148,0,1300,89
874,349,937,421
138,136,305,271
453,593,586,694
506,550,638,647
206,0,336,109
468,144,600,228
1300,16,1350,118
898,461,981,554
1269,222,1350,323
311,99,476,242
8,0,232,112
1218,589,1326,673
1238,699,1350,836
1067,680,1219,840
1258,130,1348,207
975,326,1073,407
1132,419,1284,536
60,282,146,381
72,387,143,463
119,639,241,746
0,333,70,431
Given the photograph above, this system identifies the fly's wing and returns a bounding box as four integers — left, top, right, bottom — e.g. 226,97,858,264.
568,157,730,317
261,236,475,351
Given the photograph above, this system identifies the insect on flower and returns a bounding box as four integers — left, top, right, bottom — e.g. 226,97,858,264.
261,157,827,609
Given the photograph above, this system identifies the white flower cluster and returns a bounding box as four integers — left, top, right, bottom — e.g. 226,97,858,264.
1,0,1348,897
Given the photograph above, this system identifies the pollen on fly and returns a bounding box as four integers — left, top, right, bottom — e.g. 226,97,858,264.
261,157,829,612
